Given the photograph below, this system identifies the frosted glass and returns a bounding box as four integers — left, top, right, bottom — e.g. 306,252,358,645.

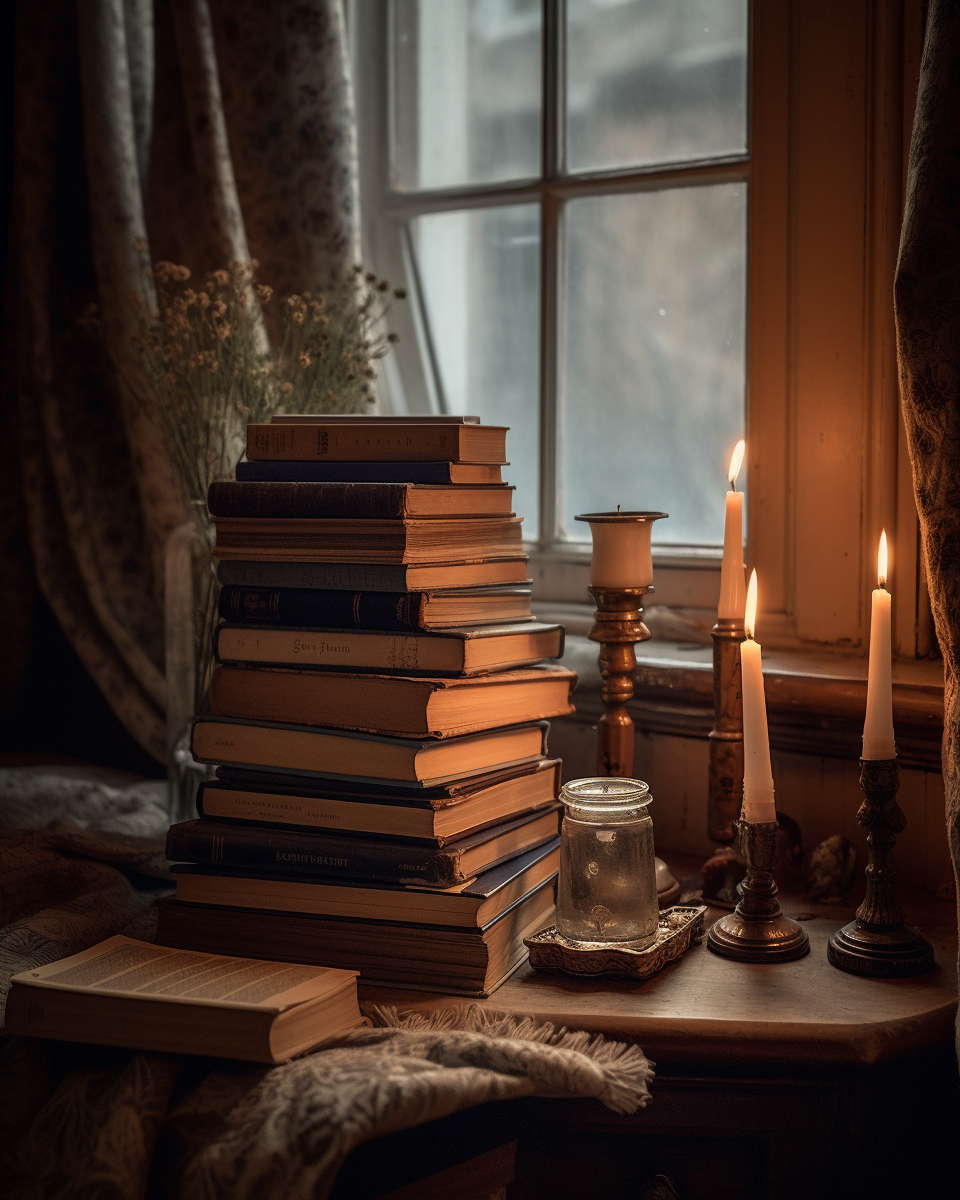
562,185,746,546
566,0,747,173
412,205,541,538
393,0,542,191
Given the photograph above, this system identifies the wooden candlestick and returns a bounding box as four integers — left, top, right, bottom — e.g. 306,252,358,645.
708,616,745,843
587,586,652,777
827,759,935,977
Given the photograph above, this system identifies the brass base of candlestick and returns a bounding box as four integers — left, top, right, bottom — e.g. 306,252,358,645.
827,759,935,978
708,617,744,844
707,820,810,963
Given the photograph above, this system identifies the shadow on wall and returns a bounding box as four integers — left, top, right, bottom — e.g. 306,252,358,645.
1,595,165,778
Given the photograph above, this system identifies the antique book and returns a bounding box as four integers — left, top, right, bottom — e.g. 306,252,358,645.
208,664,576,738
171,839,560,928
167,807,561,887
213,621,564,675
199,759,561,841
190,717,549,786
217,584,533,630
246,422,508,464
216,559,530,592
213,516,524,563
235,462,505,485
271,414,481,424
207,482,515,520
4,937,361,1064
156,881,556,996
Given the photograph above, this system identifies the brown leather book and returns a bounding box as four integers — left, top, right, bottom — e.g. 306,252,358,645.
5,937,362,1063
213,516,524,563
200,759,561,841
208,664,576,738
156,881,556,996
246,422,508,464
213,621,564,675
208,481,515,520
190,718,549,787
216,558,530,591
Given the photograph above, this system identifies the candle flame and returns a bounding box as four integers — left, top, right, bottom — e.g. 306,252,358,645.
744,568,758,639
878,530,888,589
727,439,745,489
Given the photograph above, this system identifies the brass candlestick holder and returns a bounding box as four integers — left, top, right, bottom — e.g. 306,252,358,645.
587,585,653,777
827,759,935,977
706,819,810,962
708,616,745,844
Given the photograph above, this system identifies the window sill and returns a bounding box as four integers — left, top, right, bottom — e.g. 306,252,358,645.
547,616,944,773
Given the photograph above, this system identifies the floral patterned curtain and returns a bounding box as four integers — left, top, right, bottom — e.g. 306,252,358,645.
895,0,960,1029
2,0,358,761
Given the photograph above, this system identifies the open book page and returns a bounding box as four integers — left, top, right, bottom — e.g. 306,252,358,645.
13,936,356,1010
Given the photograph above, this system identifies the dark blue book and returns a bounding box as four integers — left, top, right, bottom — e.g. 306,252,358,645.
235,460,504,485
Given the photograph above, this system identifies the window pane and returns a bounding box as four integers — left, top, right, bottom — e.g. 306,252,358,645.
566,0,748,174
392,0,542,191
562,184,746,546
411,205,541,537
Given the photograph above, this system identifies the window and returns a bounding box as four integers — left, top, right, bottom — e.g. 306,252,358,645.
353,0,929,658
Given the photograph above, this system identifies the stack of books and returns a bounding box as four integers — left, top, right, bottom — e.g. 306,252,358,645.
158,415,576,996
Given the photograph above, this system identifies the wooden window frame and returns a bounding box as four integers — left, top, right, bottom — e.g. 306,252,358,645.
350,0,929,658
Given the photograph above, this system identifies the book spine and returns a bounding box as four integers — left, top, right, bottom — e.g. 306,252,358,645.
166,823,461,886
246,424,468,462
212,624,451,672
216,561,410,591
208,482,409,520
218,586,426,630
235,461,455,484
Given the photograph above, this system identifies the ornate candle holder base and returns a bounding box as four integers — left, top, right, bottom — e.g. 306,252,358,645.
827,759,935,978
586,585,653,778
706,820,810,963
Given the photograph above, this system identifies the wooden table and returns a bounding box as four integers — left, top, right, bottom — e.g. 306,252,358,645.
360,882,959,1200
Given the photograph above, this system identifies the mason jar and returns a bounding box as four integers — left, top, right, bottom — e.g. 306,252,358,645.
556,777,659,947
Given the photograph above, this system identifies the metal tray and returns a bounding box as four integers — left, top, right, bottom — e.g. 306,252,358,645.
524,904,707,981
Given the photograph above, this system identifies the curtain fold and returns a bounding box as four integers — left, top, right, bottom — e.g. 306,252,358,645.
894,0,960,1043
6,0,358,761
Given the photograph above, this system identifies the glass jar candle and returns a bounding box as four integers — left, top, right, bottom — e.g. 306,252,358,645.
556,777,659,947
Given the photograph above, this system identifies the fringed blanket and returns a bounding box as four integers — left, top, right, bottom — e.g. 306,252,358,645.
0,768,653,1199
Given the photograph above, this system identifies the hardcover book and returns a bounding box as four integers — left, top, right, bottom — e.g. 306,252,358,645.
190,717,549,786
212,516,524,563
215,559,530,592
167,808,561,887
234,462,505,485
217,584,533,630
208,481,515,520
199,759,562,841
245,422,508,464
213,621,565,675
208,664,577,738
156,882,556,996
4,937,361,1063
170,838,560,927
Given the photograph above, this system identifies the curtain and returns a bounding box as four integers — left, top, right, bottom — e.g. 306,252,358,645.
895,0,960,1036
3,0,358,762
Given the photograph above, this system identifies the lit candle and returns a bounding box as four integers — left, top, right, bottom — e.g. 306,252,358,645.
862,531,896,760
741,569,777,823
575,511,668,588
718,439,746,620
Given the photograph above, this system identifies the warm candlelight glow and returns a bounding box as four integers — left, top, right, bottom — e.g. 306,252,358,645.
878,530,888,589
744,568,758,639
727,439,746,489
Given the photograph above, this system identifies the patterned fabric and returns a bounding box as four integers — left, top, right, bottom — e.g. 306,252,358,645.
895,0,960,1049
0,768,653,1200
4,0,358,760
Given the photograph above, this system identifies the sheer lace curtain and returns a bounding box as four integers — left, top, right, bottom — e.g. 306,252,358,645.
2,0,358,761
895,0,960,1049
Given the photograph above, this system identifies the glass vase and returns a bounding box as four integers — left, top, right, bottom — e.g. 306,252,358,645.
556,776,659,948
165,500,219,824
